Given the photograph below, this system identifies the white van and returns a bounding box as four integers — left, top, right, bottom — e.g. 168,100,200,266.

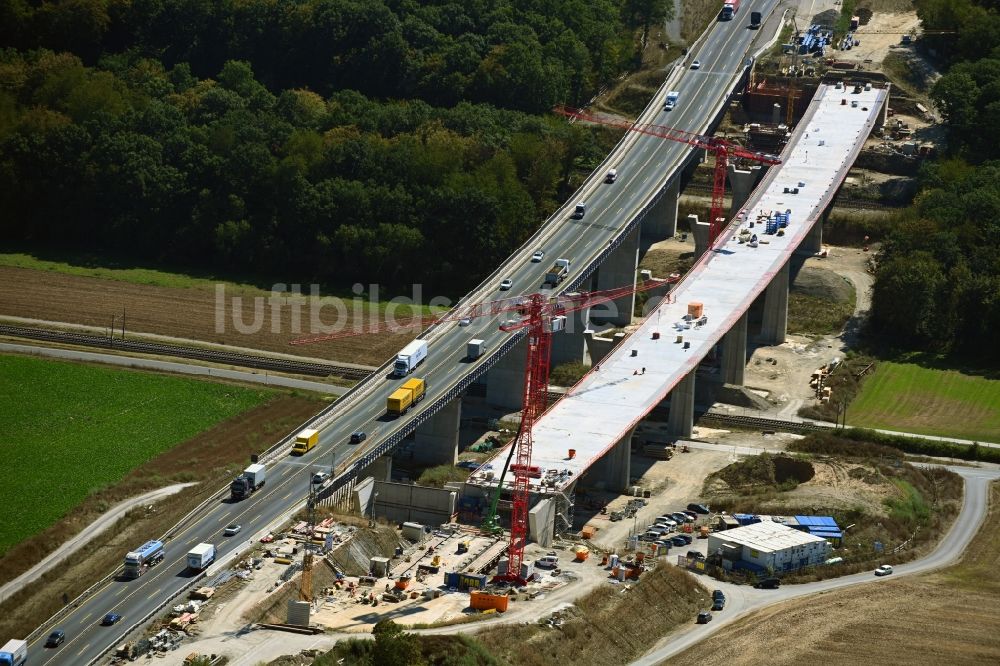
537,554,560,569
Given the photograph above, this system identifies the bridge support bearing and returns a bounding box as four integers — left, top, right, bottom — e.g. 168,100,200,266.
550,305,590,368
727,165,764,218
412,396,460,466
668,370,696,438
722,311,749,386
690,214,711,260
642,176,681,246
485,335,527,411
761,259,790,345
592,226,640,327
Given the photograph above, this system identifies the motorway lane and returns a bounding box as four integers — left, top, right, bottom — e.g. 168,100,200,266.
29,5,779,663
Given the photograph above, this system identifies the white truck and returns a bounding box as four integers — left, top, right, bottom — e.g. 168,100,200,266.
186,543,216,571
544,258,571,286
0,639,27,666
664,91,680,110
467,339,485,360
230,463,266,501
393,339,428,377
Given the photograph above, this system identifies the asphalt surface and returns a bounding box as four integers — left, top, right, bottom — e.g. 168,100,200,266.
25,5,780,664
0,343,346,395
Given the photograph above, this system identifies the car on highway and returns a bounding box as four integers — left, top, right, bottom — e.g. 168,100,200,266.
691,60,701,69
311,471,330,485
46,630,66,647
874,564,893,576
696,611,713,624
531,250,545,262
101,613,122,626
572,202,586,219
605,168,618,183
350,431,367,444
499,278,513,291
458,317,472,327
224,523,242,536
711,597,725,611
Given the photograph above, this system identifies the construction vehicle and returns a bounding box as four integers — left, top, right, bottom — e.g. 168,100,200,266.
555,106,781,246
123,540,164,579
544,258,571,286
291,428,319,455
0,639,27,666
720,0,740,20
387,377,426,416
230,463,266,500
393,339,428,377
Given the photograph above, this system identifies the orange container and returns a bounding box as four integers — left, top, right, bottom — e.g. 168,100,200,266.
568,448,576,459
687,302,704,319
470,591,509,612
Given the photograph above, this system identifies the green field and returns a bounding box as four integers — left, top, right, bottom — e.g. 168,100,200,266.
0,355,273,555
847,361,1000,442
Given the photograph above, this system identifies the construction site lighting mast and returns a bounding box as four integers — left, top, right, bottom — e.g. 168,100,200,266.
553,106,782,247
291,276,680,586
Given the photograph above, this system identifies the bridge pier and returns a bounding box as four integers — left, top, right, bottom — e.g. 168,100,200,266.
799,207,827,255
689,214,711,260
722,311,749,385
486,335,526,411
412,396,460,466
591,226,640,326
584,329,627,365
761,259,790,344
668,370,696,438
727,164,764,217
584,426,633,492
550,305,590,369
641,176,681,248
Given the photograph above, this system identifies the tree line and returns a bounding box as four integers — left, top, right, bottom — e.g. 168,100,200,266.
868,0,1000,360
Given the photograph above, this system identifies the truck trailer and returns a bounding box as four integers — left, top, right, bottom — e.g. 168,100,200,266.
544,258,571,286
393,339,428,377
387,378,426,416
291,429,319,455
467,338,485,360
123,540,165,579
230,463,266,500
0,639,27,666
186,543,216,571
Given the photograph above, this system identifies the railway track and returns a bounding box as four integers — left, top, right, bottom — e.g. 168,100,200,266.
0,324,372,381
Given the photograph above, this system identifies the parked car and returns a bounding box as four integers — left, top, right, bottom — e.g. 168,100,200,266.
654,539,672,550
687,550,705,560
688,503,711,514
682,510,699,521
670,536,687,547
224,523,242,536
696,611,713,624
675,534,693,545
656,517,678,527
531,250,545,262
754,577,781,589
46,630,66,647
671,512,690,524
101,613,122,626
874,564,893,576
350,431,367,444
499,278,513,291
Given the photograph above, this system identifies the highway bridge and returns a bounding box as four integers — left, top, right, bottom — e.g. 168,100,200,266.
26,3,794,663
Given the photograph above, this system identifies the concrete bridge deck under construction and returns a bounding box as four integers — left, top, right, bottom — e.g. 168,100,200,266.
470,81,888,495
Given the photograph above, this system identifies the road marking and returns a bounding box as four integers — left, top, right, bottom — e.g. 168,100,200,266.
81,611,93,621
77,643,91,656
282,491,292,500
114,586,127,596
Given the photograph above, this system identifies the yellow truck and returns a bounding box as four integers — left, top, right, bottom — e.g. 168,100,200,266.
291,428,319,455
387,378,426,416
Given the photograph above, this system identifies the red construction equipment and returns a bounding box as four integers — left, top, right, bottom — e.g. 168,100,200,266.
291,274,680,585
553,106,782,246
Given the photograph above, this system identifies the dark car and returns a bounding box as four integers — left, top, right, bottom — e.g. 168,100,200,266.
711,598,725,611
675,534,693,545
46,630,66,647
696,611,713,624
350,431,367,444
687,550,705,560
682,510,699,521
456,460,480,470
101,613,122,626
754,577,781,589
688,503,711,515
670,536,687,547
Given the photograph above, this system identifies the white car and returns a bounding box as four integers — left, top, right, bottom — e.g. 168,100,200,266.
224,523,242,536
691,60,701,69
499,278,513,291
458,317,472,327
874,564,893,576
531,250,545,262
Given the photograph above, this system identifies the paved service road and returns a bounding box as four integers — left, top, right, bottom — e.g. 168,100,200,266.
27,4,780,663
631,453,1000,665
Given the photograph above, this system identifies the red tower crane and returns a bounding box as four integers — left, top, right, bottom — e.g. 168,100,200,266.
291,274,680,584
554,106,782,246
